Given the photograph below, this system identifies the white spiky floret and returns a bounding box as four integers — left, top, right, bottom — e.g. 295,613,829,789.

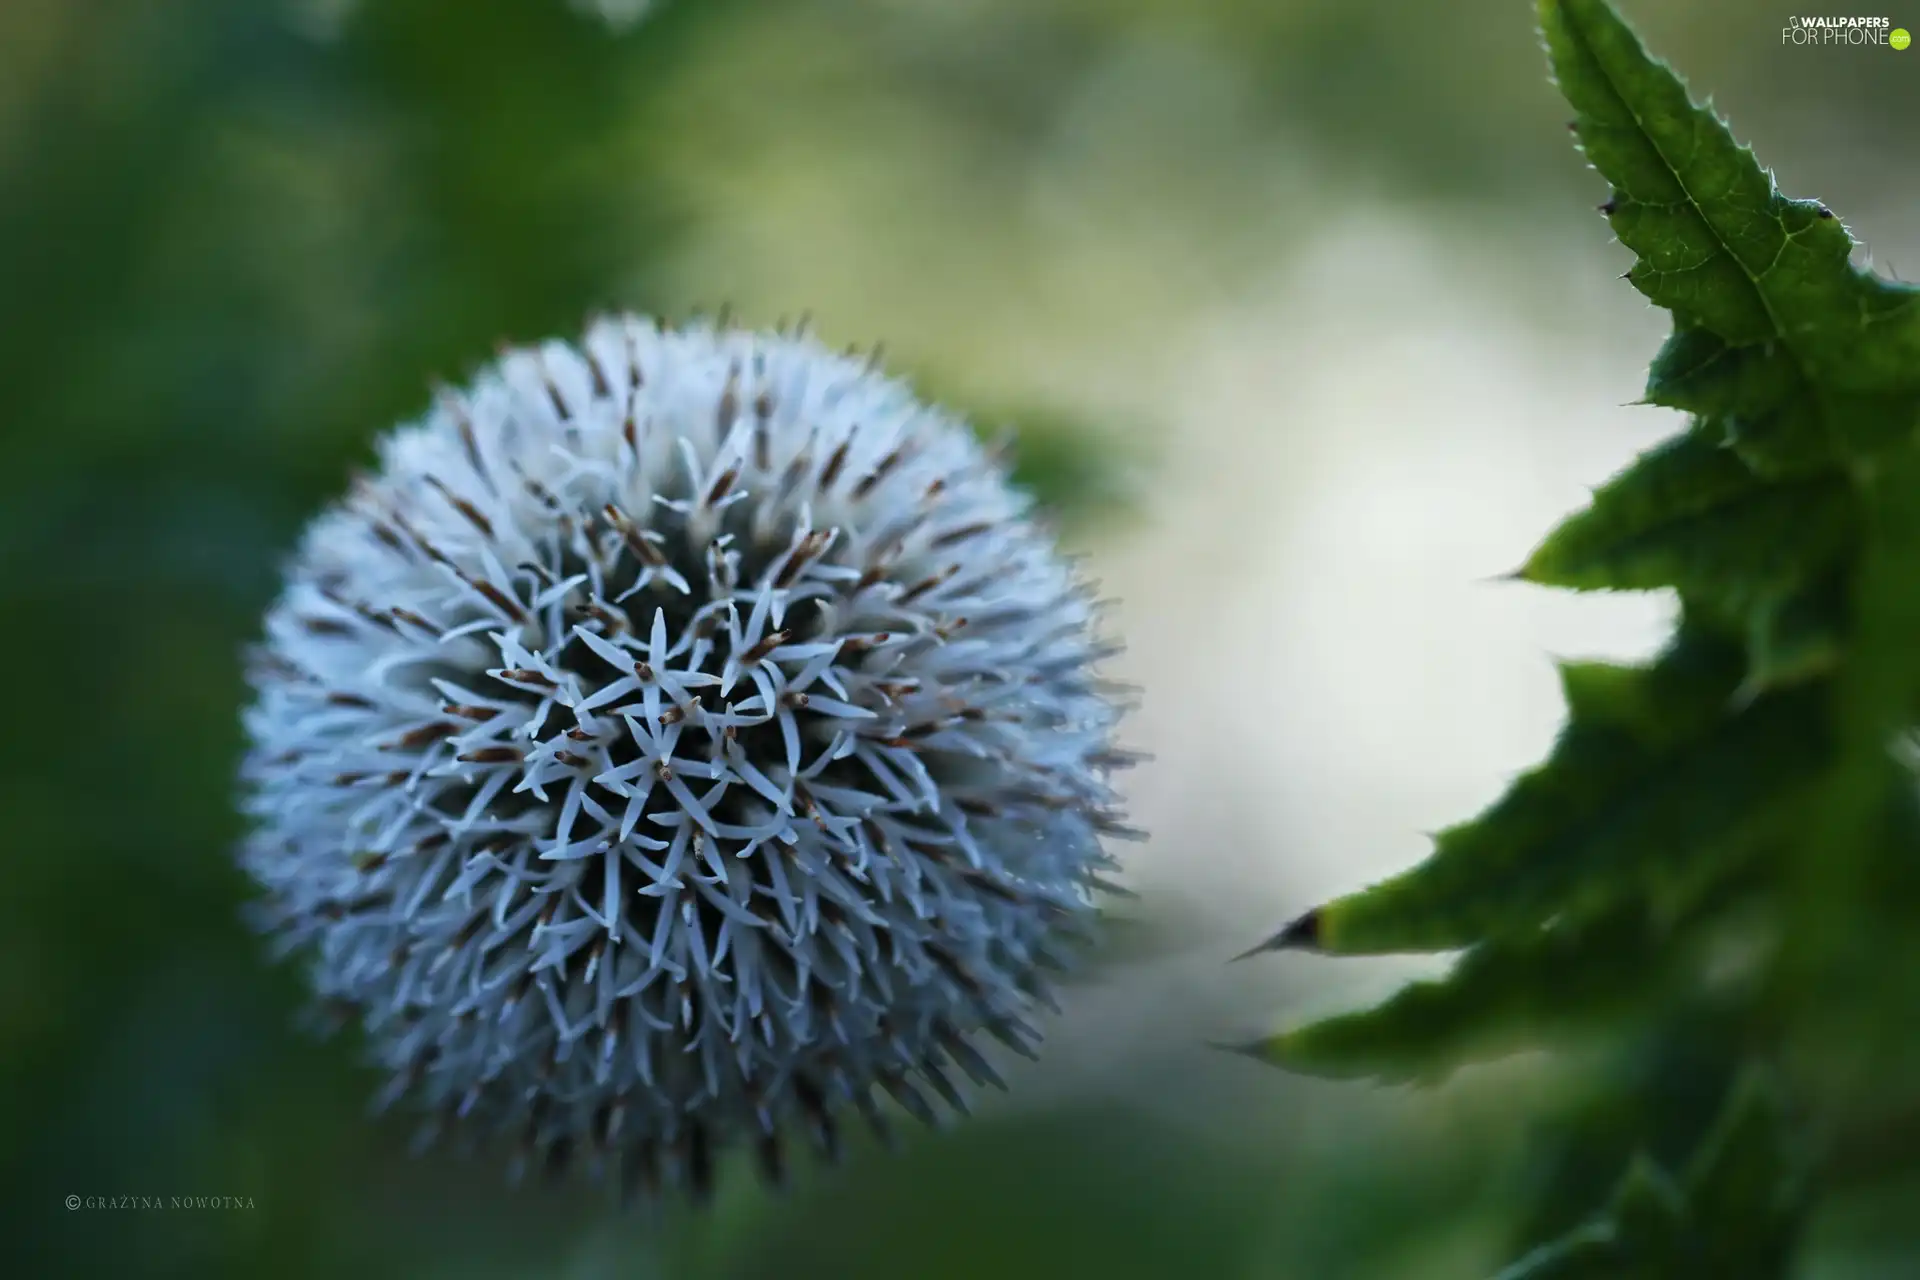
238,315,1136,1198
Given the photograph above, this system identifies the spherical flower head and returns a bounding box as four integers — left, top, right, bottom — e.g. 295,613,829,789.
238,315,1135,1199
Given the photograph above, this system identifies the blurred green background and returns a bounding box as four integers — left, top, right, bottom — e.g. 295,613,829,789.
5,1,1919,1277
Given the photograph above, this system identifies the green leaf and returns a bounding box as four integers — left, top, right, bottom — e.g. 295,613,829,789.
1678,1071,1803,1265
1518,430,1856,614
1283,638,1824,956
1244,851,1782,1084
1236,2,1920,1264
1643,329,1828,478
1741,570,1846,696
1645,328,1920,479
1493,1224,1621,1280
1245,899,1685,1083
1508,1014,1749,1259
1607,1157,1688,1255
1544,0,1920,395
1497,1071,1804,1279
1781,444,1920,1037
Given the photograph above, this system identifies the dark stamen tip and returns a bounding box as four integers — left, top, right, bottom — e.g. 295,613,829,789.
1205,1038,1275,1063
1229,909,1324,962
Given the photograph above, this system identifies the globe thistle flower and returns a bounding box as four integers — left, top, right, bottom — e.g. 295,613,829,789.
239,315,1136,1199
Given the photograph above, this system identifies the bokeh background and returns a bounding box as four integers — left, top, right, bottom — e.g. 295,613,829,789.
6,1,1919,1276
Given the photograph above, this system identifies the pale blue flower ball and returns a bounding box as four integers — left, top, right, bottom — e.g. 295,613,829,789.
238,316,1135,1200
